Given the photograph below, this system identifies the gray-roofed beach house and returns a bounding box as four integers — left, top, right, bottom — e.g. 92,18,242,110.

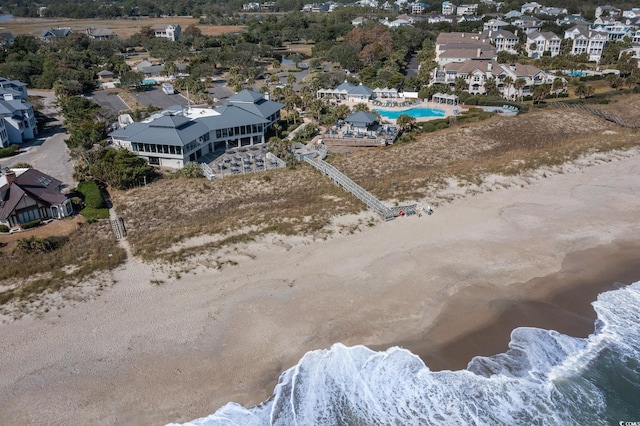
109,90,284,169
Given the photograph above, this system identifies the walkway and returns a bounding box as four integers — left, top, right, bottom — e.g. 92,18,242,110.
299,149,422,220
553,102,640,129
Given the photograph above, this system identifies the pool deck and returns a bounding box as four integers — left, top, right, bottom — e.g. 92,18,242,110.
342,99,466,124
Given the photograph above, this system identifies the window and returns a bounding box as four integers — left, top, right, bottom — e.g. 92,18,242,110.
148,157,160,165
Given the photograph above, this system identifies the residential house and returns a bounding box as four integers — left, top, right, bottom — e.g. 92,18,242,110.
442,1,457,15
483,18,509,32
559,14,588,26
96,70,115,83
428,14,455,24
0,168,73,229
0,32,14,47
242,2,260,11
135,60,164,78
504,10,522,20
0,77,28,100
539,7,567,16
596,6,621,18
435,32,496,65
382,17,413,27
40,27,72,42
152,24,181,41
260,2,276,11
592,23,634,41
457,4,478,15
623,8,640,18
520,2,541,14
633,30,640,44
430,59,555,99
513,15,542,34
620,44,640,67
109,90,283,169
482,29,519,54
565,26,608,62
352,16,368,26
86,28,117,40
410,2,426,14
526,31,561,58
0,97,38,144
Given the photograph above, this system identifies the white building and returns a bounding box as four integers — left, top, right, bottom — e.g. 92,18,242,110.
0,96,38,145
442,1,457,15
152,24,181,41
431,59,557,99
520,2,541,14
526,31,561,58
565,26,608,62
483,18,509,32
109,90,283,169
456,3,478,15
482,29,519,54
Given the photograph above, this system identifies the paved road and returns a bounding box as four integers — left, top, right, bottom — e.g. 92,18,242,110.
1,90,77,191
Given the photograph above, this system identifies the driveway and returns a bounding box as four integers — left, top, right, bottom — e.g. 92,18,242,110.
2,90,77,191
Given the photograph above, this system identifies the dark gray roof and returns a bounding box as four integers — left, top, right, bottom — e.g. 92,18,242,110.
349,84,374,96
40,28,72,38
0,181,25,221
228,90,284,119
345,111,378,127
200,105,268,130
227,90,265,103
14,169,66,205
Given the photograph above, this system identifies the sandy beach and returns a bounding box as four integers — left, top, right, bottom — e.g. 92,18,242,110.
1,148,640,425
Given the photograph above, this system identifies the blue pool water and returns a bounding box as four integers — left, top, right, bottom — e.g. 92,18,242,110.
142,79,158,85
375,107,446,120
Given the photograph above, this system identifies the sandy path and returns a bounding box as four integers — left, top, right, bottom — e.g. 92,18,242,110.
1,149,640,425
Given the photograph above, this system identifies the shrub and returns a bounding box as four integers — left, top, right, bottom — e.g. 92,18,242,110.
0,224,9,233
77,181,105,209
15,235,68,253
21,219,42,229
0,144,19,158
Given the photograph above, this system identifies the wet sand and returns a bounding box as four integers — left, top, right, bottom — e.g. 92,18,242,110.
396,240,640,371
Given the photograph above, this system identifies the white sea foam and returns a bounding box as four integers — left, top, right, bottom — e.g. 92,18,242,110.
170,281,640,426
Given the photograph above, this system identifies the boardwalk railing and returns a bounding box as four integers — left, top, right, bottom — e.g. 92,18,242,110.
304,155,417,220
110,216,126,240
553,102,640,129
200,162,216,180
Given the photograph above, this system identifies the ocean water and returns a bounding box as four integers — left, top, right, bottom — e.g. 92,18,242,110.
171,282,640,425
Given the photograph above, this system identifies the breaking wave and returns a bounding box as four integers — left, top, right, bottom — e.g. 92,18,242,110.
171,281,640,425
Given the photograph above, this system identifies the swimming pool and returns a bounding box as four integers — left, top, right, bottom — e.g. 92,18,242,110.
375,107,446,120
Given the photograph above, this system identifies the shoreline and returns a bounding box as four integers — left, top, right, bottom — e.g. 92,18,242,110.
390,240,640,371
1,149,640,424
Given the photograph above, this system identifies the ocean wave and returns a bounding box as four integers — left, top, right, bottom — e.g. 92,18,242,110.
171,281,640,426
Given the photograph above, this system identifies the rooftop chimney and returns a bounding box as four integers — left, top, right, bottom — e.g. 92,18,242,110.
3,170,16,185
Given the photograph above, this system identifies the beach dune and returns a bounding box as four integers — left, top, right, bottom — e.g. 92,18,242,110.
1,150,640,425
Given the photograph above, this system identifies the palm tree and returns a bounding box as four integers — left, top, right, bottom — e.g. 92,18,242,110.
513,78,526,102
551,78,565,98
454,76,468,94
502,75,513,99
396,114,416,131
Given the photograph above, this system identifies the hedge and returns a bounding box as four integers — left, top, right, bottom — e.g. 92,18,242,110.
0,224,9,233
21,219,42,229
0,144,19,158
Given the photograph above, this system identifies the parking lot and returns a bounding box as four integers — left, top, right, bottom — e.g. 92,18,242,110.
89,86,191,115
